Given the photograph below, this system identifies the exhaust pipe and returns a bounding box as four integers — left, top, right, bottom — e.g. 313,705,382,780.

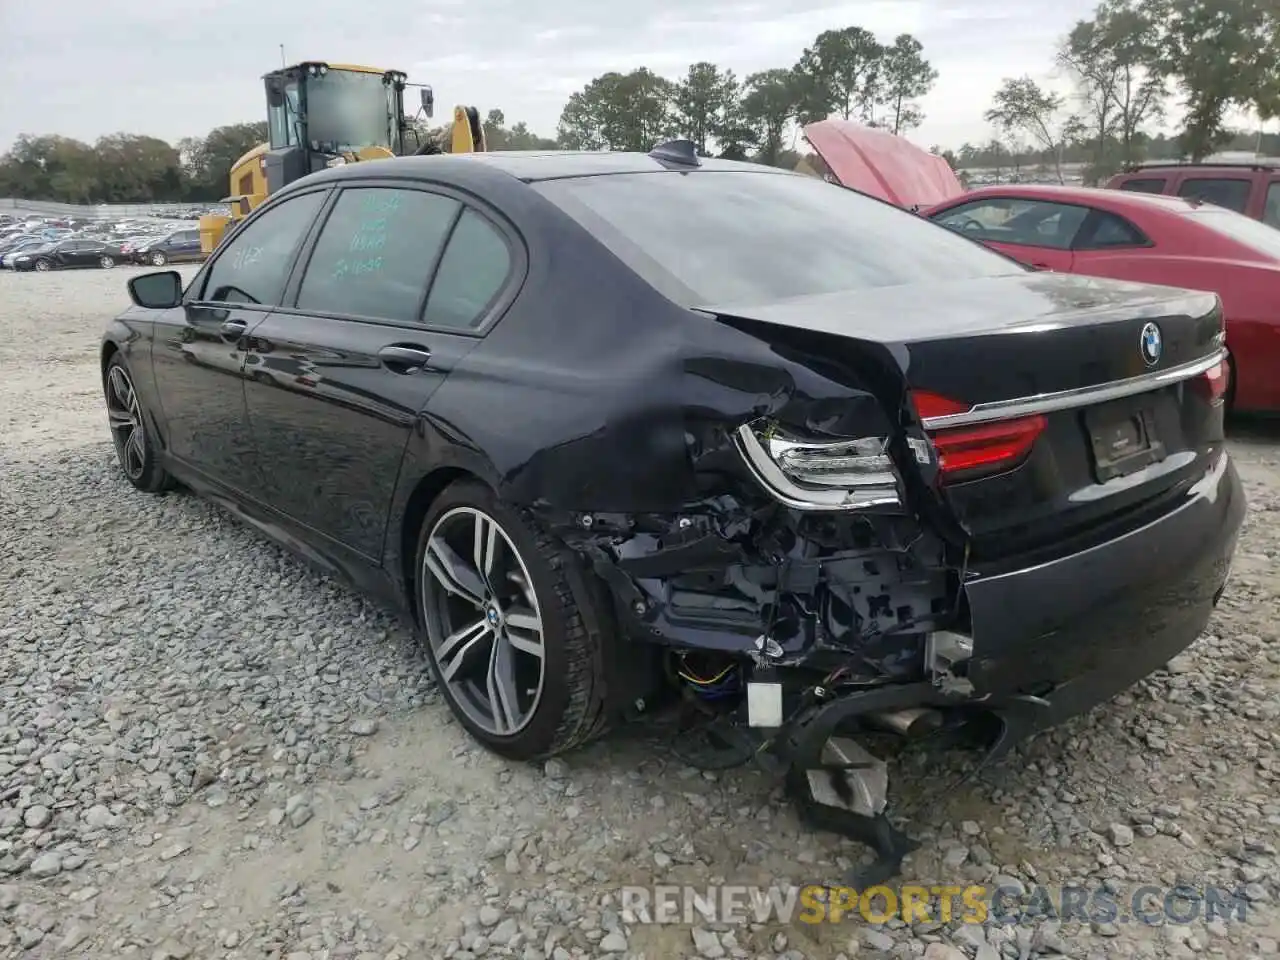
865,707,943,739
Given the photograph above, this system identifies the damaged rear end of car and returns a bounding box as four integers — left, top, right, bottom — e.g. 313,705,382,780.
517,165,1245,882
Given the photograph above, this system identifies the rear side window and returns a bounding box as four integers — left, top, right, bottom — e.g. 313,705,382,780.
535,171,1022,306
1177,178,1251,213
200,190,326,306
1117,178,1167,194
422,209,513,330
1188,207,1280,259
1075,213,1148,249
296,187,460,323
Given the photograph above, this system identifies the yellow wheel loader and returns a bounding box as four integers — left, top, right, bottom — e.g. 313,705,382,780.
199,62,487,254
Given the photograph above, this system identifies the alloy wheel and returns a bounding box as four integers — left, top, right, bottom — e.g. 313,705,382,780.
151,252,166,266
99,256,115,269
34,260,50,272
105,365,146,481
422,506,546,737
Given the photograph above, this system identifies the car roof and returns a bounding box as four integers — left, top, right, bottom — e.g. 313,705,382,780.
301,150,794,187
954,183,1201,215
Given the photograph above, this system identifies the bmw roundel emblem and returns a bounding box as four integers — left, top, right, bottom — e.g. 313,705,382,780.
1139,322,1162,367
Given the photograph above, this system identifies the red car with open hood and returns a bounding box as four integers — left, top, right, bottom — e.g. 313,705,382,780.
803,121,1280,414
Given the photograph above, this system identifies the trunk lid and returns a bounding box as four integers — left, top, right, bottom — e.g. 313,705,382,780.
801,120,966,209
703,272,1227,558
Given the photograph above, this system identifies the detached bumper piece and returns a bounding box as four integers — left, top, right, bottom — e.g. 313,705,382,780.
764,681,944,887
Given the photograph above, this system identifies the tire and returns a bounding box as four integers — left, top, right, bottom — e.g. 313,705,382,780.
34,259,51,272
414,479,611,760
99,255,115,269
103,353,173,493
150,251,167,266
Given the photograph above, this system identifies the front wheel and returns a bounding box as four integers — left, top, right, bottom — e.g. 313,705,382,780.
415,480,611,760
33,259,51,272
99,255,115,269
150,251,167,266
104,354,173,493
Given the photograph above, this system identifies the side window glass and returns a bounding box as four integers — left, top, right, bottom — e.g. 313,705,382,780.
934,199,1085,250
296,187,460,322
200,191,326,305
1264,182,1280,229
1176,178,1251,213
422,209,513,330
1117,178,1166,194
1078,213,1147,249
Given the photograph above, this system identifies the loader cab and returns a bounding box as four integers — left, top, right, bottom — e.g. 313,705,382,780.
262,62,409,193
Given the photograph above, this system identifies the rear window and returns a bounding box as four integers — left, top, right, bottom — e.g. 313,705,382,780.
1187,207,1280,259
534,171,1022,306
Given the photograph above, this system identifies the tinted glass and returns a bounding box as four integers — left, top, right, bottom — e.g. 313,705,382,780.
1117,178,1166,194
934,198,1088,250
297,187,460,322
421,209,512,330
1078,213,1147,248
1176,178,1251,213
535,171,1021,306
1186,207,1280,259
1265,182,1280,229
200,191,325,305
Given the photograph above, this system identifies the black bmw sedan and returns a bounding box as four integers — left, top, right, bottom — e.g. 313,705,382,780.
102,146,1242,861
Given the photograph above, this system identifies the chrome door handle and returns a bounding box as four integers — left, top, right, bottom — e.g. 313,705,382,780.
220,319,247,338
378,345,432,371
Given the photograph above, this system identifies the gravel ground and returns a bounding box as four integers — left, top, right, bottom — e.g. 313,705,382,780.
1,265,1279,960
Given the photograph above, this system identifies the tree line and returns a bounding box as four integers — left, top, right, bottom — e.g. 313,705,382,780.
1,0,1276,204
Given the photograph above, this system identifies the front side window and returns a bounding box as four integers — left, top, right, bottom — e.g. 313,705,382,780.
199,190,326,306
1264,182,1280,229
1177,178,1251,213
296,187,460,322
933,198,1088,250
536,171,1023,306
267,80,301,149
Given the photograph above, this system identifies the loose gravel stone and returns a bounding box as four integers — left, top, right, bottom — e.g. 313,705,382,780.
1,264,1279,958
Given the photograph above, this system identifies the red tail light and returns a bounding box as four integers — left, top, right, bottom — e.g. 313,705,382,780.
1190,357,1229,404
911,390,1047,482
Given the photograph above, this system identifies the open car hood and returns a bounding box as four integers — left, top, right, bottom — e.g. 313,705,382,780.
802,120,965,210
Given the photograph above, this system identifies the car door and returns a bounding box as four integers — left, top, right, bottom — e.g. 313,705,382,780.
930,197,1085,271
170,230,200,262
148,188,329,495
50,240,80,267
242,181,519,562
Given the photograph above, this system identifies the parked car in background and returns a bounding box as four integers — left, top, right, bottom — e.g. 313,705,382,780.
10,237,120,272
1106,161,1280,228
130,228,204,266
923,185,1280,414
0,237,49,266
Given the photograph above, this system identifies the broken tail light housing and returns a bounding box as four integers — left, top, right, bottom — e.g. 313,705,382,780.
1189,356,1229,405
912,391,1047,483
734,425,902,511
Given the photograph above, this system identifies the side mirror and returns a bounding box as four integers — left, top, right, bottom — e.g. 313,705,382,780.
420,86,434,118
128,270,183,309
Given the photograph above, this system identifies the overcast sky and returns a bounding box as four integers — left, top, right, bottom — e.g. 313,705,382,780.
1,0,1155,153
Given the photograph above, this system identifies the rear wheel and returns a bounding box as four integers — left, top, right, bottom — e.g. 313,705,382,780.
415,480,611,760
104,354,172,493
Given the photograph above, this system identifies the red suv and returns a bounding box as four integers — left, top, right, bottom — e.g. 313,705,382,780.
1106,162,1280,228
